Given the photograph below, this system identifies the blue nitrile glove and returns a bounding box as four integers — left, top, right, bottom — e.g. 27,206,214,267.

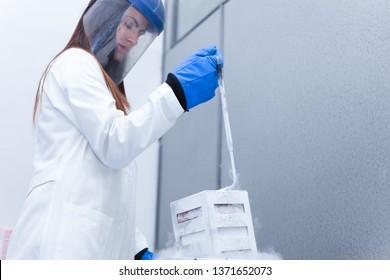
166,45,224,111
141,250,154,260
134,248,154,260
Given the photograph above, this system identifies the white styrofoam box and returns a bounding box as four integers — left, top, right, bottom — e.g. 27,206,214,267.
170,190,257,259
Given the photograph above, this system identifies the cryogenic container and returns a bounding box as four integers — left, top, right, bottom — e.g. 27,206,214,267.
170,190,257,259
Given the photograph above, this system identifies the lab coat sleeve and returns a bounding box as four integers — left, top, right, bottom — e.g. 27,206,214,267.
134,227,149,255
51,48,184,169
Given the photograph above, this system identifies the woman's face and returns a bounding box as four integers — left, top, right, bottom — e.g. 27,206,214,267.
114,7,150,61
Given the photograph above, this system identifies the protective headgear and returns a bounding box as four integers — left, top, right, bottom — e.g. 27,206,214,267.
83,0,165,84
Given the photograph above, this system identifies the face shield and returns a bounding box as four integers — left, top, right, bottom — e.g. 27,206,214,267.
83,0,165,84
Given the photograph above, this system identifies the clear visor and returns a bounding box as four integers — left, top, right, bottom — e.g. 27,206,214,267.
83,0,158,84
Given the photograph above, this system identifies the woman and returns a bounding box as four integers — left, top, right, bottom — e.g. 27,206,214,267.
7,0,222,259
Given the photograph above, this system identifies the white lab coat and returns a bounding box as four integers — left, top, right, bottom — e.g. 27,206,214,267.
6,48,183,259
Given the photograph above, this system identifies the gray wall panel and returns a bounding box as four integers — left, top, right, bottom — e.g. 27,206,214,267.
223,0,390,259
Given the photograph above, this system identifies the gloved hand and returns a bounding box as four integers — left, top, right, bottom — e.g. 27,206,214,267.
134,248,154,260
166,45,224,111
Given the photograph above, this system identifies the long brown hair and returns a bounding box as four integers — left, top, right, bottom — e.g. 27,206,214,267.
33,0,129,124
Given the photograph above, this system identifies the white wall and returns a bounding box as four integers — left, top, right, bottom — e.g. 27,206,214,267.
0,0,162,250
